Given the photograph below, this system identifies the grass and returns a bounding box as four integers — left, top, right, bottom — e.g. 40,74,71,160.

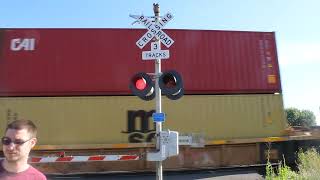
265,147,320,180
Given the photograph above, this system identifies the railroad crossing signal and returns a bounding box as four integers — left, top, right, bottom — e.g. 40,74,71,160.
129,70,183,101
130,4,180,180
129,10,183,101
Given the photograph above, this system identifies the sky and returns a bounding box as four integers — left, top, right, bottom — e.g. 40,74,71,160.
1,0,319,123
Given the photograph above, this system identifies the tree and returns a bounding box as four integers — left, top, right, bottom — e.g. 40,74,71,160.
285,108,316,127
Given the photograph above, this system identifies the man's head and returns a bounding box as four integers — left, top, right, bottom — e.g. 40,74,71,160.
2,120,38,163
5,120,37,138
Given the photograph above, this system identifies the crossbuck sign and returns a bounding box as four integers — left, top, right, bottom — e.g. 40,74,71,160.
135,13,174,49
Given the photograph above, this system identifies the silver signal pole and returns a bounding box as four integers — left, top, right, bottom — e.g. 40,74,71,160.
153,3,163,180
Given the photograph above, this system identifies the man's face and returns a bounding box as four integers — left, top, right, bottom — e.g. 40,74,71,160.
2,128,36,163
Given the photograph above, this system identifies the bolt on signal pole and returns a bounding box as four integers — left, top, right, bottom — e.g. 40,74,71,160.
153,3,163,180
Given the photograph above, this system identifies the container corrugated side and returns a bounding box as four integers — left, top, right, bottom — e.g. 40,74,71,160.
0,94,287,145
0,29,281,96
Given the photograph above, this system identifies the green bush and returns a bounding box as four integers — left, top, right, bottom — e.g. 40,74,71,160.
265,158,297,180
266,148,320,180
297,148,320,179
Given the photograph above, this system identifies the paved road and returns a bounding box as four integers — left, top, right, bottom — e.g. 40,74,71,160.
48,170,264,180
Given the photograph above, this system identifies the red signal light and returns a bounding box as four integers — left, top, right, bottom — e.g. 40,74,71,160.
129,72,155,101
136,78,147,90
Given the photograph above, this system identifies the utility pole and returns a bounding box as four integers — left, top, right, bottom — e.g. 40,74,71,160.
153,5,163,180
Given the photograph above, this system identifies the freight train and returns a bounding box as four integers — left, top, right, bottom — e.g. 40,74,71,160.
0,28,319,174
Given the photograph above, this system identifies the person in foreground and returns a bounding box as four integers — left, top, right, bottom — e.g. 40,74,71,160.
0,119,46,180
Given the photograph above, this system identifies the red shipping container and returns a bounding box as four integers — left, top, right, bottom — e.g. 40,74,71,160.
0,28,281,96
